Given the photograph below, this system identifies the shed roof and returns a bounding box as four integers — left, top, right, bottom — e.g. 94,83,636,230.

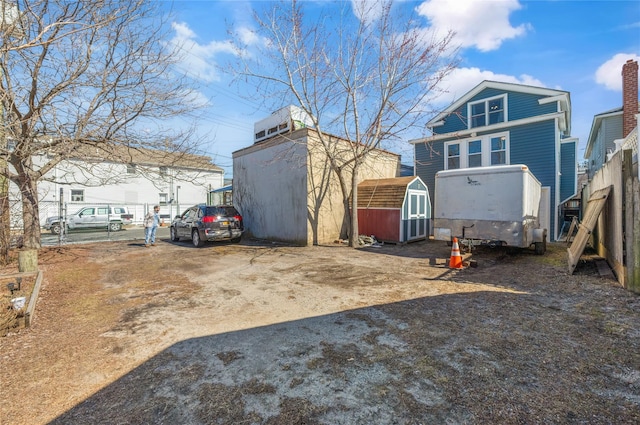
357,176,418,209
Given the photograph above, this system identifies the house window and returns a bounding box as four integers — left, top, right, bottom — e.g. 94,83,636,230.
445,132,509,169
127,163,136,174
70,189,84,202
470,103,485,128
447,143,460,169
469,95,506,128
468,140,482,167
491,136,507,165
159,193,168,206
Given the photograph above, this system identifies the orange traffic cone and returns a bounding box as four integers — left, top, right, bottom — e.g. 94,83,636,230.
449,237,463,269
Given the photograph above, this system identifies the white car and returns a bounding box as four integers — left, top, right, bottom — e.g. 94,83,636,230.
45,206,133,234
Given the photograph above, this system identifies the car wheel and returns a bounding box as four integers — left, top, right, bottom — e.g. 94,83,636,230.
231,236,241,243
534,240,546,255
170,226,180,242
50,223,61,235
109,222,122,232
192,229,204,247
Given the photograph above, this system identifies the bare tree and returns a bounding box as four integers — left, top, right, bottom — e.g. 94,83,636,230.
0,0,204,251
230,0,458,246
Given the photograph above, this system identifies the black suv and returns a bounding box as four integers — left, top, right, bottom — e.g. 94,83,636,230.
170,205,243,247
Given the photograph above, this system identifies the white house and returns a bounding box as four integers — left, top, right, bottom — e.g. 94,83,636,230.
19,145,226,226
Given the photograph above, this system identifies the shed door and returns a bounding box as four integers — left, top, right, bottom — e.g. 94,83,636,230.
407,190,427,240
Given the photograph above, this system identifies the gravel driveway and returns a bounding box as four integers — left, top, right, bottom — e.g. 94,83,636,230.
1,238,639,424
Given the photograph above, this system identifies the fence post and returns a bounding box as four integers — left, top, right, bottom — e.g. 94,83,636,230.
627,177,640,293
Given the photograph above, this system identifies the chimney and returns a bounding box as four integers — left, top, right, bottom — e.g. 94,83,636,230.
622,59,639,138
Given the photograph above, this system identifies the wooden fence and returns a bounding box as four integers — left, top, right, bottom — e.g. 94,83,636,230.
582,148,639,293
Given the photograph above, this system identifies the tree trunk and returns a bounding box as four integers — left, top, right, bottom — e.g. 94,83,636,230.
348,163,360,247
0,176,9,264
18,249,38,272
18,171,42,250
1,93,8,264
0,154,9,264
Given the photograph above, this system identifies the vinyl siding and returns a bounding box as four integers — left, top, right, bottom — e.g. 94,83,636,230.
603,115,623,152
589,115,623,174
434,89,559,135
509,120,557,237
407,178,428,192
436,107,466,134
507,91,557,121
560,141,577,202
414,139,445,212
509,121,556,186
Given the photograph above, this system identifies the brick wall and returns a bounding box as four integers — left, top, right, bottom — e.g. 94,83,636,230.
622,59,639,138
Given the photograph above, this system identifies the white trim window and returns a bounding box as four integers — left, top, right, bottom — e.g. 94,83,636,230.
445,132,509,170
468,94,506,128
70,189,84,202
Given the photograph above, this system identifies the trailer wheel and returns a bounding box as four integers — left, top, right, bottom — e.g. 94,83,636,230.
534,241,546,255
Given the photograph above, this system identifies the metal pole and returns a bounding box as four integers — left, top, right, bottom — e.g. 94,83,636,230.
176,185,180,217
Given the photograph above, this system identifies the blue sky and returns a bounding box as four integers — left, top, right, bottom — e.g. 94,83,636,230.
162,0,640,177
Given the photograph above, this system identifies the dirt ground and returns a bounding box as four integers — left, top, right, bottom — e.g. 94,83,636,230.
0,237,639,424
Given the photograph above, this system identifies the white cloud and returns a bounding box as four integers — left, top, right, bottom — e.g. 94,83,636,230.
351,0,387,23
237,27,259,46
166,22,237,82
595,53,640,91
182,89,211,109
416,0,529,52
434,67,546,106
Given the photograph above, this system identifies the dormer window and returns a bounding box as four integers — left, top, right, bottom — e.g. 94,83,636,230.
469,95,506,128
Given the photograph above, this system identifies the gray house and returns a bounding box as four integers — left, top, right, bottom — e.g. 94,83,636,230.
411,80,578,241
584,59,638,179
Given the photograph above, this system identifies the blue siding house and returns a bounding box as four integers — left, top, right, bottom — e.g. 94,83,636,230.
583,106,624,180
411,80,578,241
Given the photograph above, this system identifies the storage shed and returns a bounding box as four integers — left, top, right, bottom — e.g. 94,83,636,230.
357,176,431,243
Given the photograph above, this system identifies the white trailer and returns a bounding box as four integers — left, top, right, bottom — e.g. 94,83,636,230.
433,164,547,254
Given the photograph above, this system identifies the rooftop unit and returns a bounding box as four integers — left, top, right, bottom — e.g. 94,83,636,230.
254,105,315,144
